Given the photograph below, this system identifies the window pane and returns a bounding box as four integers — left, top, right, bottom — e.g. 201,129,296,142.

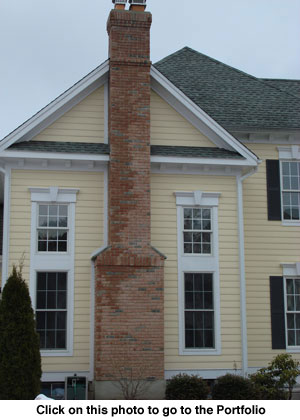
58,242,67,252
194,312,203,329
39,205,48,216
193,208,201,218
58,273,67,290
202,220,211,230
185,274,193,291
194,330,204,348
282,162,290,175
39,331,46,349
287,314,295,329
185,292,194,309
296,296,300,311
287,279,294,294
36,312,46,330
287,296,295,311
184,219,192,230
56,331,66,349
37,273,47,290
193,219,201,230
203,244,211,254
57,312,67,330
36,292,46,309
204,274,213,291
46,312,56,330
185,312,194,329
48,273,57,290
283,176,291,190
295,280,300,295
184,243,192,253
48,241,57,252
184,208,192,219
194,274,203,291
184,232,192,242
204,330,214,348
195,292,203,309
204,292,213,309
49,205,58,216
59,217,68,227
38,241,47,252
185,330,194,348
39,216,48,227
204,312,214,329
46,331,56,349
288,330,295,346
202,209,211,219
296,330,300,346
57,292,67,309
193,244,201,254
296,314,300,329
59,206,68,217
291,162,298,176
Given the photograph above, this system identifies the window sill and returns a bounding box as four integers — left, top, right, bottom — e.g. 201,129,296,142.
282,221,300,227
286,348,300,354
180,348,221,356
41,349,73,357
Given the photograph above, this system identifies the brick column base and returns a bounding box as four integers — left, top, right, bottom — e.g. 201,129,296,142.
94,246,165,385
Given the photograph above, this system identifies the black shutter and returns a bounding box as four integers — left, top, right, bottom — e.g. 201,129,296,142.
266,160,281,220
270,276,286,349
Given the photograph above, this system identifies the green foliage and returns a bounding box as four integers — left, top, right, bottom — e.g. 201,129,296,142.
250,354,300,400
0,266,42,399
165,374,209,400
211,374,256,400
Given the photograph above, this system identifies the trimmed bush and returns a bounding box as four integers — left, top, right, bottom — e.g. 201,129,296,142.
165,374,209,400
0,266,42,399
212,374,256,400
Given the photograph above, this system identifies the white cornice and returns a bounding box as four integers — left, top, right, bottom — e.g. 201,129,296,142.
150,66,259,167
234,131,300,144
0,61,109,152
278,145,300,160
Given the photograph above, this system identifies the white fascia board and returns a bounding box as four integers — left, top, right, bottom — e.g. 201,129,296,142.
0,61,109,152
0,150,109,162
151,155,253,167
150,66,259,166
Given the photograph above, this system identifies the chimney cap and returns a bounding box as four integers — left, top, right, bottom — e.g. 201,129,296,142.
128,0,147,10
112,0,127,3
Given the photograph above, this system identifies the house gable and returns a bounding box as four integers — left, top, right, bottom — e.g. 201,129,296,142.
32,86,106,144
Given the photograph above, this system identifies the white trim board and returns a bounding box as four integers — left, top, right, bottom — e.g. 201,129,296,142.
0,61,109,152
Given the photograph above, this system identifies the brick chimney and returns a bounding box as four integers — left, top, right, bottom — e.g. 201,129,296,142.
94,1,165,398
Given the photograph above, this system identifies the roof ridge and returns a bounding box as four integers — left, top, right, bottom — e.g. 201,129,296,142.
155,47,300,103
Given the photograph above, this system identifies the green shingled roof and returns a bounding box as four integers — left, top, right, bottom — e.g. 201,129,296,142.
261,79,300,99
8,141,243,159
9,141,110,154
154,47,300,132
151,145,242,159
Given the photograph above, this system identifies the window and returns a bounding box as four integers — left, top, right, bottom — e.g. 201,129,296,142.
285,278,300,347
281,162,300,221
183,208,212,254
38,204,68,252
184,273,214,348
36,272,67,350
41,382,65,400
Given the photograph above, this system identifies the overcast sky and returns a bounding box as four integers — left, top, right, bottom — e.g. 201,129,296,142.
0,0,300,140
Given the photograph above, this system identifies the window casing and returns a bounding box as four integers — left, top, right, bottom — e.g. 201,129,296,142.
36,272,68,350
175,191,221,355
184,273,214,348
29,187,78,356
281,161,300,222
285,277,300,348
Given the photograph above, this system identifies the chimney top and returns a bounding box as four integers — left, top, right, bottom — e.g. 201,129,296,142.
129,0,147,11
112,0,127,10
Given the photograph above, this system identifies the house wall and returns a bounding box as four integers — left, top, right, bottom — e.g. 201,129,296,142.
33,86,105,143
243,143,300,368
150,90,215,147
9,169,104,374
151,173,242,372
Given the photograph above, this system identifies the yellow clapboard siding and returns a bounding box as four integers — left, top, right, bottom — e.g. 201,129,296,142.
244,143,300,366
9,169,104,373
150,90,216,147
151,173,241,369
33,86,105,143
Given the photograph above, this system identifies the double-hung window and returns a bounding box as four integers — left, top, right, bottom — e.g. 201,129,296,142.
184,273,214,348
285,277,300,347
281,161,300,221
183,208,212,254
38,204,68,252
36,272,67,350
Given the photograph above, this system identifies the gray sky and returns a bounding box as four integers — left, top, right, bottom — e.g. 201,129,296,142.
0,0,300,140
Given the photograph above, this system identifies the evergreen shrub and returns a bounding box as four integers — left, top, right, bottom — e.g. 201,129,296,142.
165,373,209,400
211,374,256,400
0,266,42,399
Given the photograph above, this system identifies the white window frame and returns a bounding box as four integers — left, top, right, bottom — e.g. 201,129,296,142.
175,191,221,355
29,187,79,356
284,276,300,352
280,160,300,226
278,146,300,226
37,203,69,253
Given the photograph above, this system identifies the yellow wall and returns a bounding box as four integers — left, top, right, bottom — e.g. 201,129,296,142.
244,143,300,367
33,86,105,143
9,169,104,373
151,173,242,371
150,90,216,147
